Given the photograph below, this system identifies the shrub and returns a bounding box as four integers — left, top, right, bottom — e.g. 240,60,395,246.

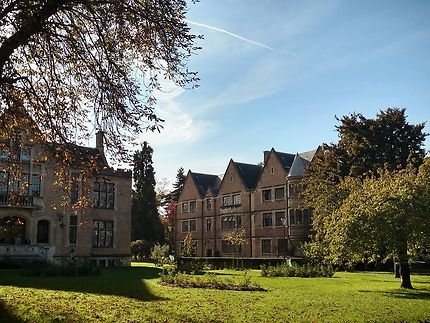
150,243,172,266
260,262,334,278
159,268,266,291
130,240,151,260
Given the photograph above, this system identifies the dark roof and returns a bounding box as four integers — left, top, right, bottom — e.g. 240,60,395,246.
234,162,263,191
190,172,222,198
274,151,296,171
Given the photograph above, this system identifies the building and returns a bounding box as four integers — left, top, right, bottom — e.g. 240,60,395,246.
0,112,132,266
175,148,318,258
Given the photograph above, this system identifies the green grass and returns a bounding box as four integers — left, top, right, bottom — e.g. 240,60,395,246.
0,262,429,322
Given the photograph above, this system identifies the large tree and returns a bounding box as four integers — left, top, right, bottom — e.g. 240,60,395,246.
171,166,186,202
303,108,428,288
131,141,164,244
0,0,200,160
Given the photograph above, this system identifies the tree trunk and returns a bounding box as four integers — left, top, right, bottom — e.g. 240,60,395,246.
394,262,400,278
399,262,413,289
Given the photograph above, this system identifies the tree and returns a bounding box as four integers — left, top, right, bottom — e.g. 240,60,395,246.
131,141,164,245
0,0,200,161
181,232,195,257
223,227,247,269
171,167,186,202
161,200,176,251
303,108,428,288
319,162,430,288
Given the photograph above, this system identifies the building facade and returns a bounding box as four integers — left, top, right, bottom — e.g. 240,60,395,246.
175,148,317,258
0,125,132,267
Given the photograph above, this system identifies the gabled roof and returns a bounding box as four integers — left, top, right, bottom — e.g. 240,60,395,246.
190,172,222,198
288,154,311,177
298,149,318,163
274,150,296,171
233,161,263,191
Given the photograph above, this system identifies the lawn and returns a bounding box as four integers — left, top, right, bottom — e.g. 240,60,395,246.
0,263,429,322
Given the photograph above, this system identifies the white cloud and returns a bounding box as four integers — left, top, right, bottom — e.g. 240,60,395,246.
139,83,218,147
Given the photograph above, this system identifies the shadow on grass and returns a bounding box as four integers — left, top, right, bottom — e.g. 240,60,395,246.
0,299,23,322
359,288,430,300
0,266,165,301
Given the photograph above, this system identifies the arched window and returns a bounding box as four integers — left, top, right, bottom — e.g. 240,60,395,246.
37,220,49,244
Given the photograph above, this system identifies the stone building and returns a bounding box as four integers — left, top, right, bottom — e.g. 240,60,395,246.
175,148,317,258
0,114,132,266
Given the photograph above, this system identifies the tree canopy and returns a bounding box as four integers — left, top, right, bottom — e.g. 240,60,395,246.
0,0,200,160
303,108,428,288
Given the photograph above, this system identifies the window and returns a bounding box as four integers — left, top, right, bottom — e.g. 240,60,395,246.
222,195,231,207
182,202,188,212
261,239,271,254
189,201,196,212
262,189,272,202
296,209,303,224
275,187,285,200
20,149,31,162
206,198,212,210
221,240,242,254
233,194,241,206
278,238,287,256
275,211,286,226
31,174,41,197
0,150,9,160
303,209,309,225
288,184,298,197
92,220,113,247
289,209,295,225
262,213,273,227
93,181,115,209
0,172,8,195
189,219,197,232
270,167,275,174
206,218,212,231
182,221,189,233
37,220,49,244
69,215,78,244
229,175,233,183
221,215,241,230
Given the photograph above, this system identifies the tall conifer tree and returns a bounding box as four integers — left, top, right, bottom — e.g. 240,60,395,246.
131,142,164,244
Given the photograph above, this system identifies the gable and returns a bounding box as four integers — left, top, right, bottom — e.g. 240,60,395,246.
256,149,289,189
217,160,248,195
179,172,201,202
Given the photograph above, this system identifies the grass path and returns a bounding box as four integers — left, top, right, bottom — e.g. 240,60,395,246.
0,263,429,322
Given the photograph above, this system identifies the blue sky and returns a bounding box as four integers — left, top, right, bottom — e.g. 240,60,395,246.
142,0,430,186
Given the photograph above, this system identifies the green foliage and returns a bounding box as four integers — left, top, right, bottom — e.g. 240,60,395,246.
131,142,164,244
303,109,428,288
150,244,172,266
130,240,151,260
260,263,334,278
20,262,100,277
181,232,195,257
160,267,265,291
171,167,186,202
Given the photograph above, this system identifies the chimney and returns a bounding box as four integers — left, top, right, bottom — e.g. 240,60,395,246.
96,130,104,154
263,150,271,164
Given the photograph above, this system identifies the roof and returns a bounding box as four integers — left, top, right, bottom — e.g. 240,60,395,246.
234,162,263,191
287,154,311,177
298,149,318,162
190,172,222,198
274,151,296,171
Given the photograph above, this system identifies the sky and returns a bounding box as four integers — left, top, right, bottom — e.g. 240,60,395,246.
140,0,430,187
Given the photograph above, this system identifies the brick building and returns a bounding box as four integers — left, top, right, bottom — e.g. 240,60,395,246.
0,116,132,266
175,148,317,258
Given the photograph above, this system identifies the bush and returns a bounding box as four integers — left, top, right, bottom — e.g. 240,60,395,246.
150,244,172,266
130,240,151,260
160,267,265,291
260,262,334,278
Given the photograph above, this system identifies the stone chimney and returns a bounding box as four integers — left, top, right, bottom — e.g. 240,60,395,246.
96,130,104,154
263,150,271,164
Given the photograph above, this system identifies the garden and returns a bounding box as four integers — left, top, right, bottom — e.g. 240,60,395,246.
0,262,429,322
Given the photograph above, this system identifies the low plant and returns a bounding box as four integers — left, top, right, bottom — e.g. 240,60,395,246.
150,243,172,266
260,262,334,278
160,268,266,291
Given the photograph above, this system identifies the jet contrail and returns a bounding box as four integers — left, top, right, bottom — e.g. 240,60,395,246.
186,19,293,55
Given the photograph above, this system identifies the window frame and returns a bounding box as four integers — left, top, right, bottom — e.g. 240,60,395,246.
92,220,114,247
189,200,197,212
274,186,285,200
261,239,272,255
262,212,273,228
262,188,272,202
